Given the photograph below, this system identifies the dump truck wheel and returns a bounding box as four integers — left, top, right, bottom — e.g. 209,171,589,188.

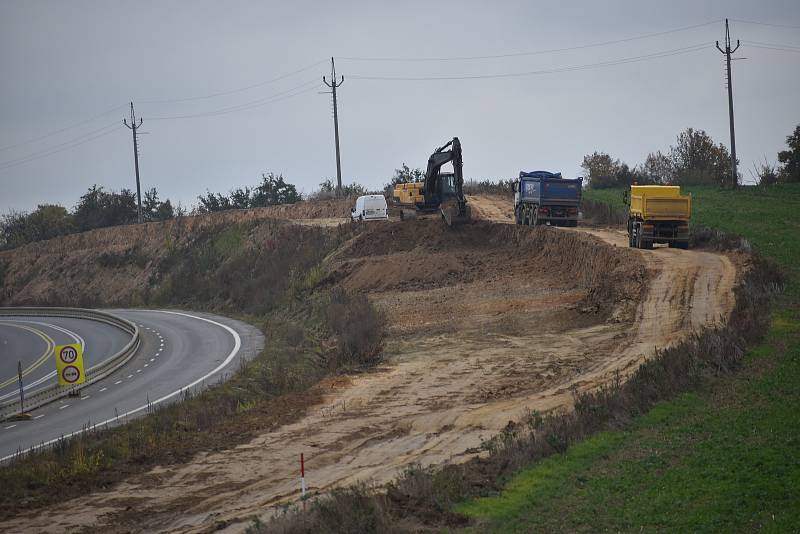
531,208,539,226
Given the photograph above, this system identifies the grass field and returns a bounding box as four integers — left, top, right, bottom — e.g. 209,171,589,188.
456,184,800,533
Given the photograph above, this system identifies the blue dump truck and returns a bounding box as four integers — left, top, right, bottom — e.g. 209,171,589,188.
513,171,583,227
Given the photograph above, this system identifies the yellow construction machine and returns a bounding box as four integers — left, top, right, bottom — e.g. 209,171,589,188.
392,137,471,226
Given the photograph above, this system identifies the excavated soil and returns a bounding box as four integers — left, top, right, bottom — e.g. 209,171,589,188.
0,195,738,534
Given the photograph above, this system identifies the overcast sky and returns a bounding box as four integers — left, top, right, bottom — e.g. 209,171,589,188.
1,0,799,213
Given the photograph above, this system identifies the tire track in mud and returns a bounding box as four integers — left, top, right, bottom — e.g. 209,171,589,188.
0,195,738,534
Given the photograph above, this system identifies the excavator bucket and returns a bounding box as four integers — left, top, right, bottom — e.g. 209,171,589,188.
442,203,471,227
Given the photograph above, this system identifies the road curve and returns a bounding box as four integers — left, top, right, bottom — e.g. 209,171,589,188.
0,309,264,461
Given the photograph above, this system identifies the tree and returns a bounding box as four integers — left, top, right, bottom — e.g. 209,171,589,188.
143,188,160,221
777,124,800,182
106,188,138,226
251,172,300,206
73,185,109,231
197,191,232,213
1,205,74,249
639,151,673,184
142,187,174,221
390,163,424,185
668,128,733,187
156,199,175,220
229,187,252,209
751,158,779,186
582,152,622,189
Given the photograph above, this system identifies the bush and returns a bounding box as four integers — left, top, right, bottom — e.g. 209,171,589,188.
580,198,627,226
462,179,514,195
323,287,386,369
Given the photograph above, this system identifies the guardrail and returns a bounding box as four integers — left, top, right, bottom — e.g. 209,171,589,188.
0,307,140,420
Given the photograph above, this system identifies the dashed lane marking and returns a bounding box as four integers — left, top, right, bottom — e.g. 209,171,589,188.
114,380,122,385
99,387,107,392
4,425,16,430
34,414,45,420
59,404,69,410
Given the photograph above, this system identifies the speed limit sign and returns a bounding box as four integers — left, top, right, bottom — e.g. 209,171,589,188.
54,344,86,386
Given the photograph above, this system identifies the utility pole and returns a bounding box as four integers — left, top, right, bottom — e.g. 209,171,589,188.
123,102,144,222
323,57,344,198
716,19,740,189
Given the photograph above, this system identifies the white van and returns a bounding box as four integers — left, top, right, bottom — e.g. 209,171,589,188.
351,195,388,221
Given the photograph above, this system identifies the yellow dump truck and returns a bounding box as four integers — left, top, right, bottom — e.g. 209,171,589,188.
623,185,691,249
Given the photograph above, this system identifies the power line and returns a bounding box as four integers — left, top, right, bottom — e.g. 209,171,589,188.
138,58,328,104
744,41,800,53
0,123,119,172
0,104,125,153
349,42,711,81
147,79,319,120
340,20,721,61
731,18,800,30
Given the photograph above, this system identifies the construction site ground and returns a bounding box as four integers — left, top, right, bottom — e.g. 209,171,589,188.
0,195,738,533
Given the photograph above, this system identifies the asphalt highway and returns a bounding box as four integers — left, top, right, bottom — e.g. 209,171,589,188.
0,309,264,461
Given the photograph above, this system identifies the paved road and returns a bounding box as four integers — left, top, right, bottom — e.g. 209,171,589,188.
0,309,264,461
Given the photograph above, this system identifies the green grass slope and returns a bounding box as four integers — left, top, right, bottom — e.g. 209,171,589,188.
457,184,800,533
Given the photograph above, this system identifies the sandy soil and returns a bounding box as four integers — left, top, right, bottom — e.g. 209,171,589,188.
0,195,737,533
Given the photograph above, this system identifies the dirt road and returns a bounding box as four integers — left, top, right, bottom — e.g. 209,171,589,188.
1,195,737,533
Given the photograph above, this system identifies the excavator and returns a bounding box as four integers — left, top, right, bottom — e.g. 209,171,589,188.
397,137,471,226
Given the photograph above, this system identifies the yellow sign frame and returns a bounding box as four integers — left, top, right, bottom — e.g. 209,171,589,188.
54,343,86,386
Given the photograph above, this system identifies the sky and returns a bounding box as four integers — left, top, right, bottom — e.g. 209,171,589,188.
1,0,799,213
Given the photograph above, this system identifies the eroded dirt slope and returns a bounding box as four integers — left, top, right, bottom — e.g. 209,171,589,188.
0,196,737,534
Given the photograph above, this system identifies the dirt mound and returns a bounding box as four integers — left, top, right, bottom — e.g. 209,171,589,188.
325,220,645,317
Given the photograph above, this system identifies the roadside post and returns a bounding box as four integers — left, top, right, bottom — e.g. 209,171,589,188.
17,360,24,412
300,452,307,509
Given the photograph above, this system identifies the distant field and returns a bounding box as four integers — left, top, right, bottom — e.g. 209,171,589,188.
585,184,800,286
456,184,800,533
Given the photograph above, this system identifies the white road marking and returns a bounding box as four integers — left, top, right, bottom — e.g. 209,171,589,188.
4,425,16,430
150,358,155,362
34,414,45,420
136,369,142,373
99,387,107,392
59,404,69,410
114,380,122,385
127,374,133,379
1,310,242,463
144,364,149,368
81,395,90,400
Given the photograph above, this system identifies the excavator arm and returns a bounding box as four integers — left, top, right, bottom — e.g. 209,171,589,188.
422,137,470,226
